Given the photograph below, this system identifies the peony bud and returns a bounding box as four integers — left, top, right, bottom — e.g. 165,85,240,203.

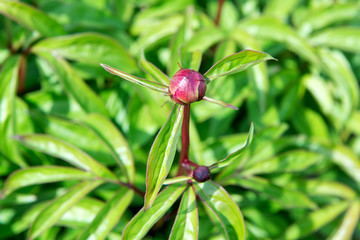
193,166,211,183
169,69,207,104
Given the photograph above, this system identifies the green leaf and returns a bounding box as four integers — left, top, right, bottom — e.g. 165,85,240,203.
283,201,348,239
310,27,360,53
122,183,186,240
204,50,276,82
78,189,133,240
2,166,94,197
238,17,319,65
185,27,224,53
145,105,183,209
163,176,192,185
28,180,103,239
81,114,135,183
203,96,238,110
15,134,117,180
139,51,169,85
0,0,65,37
32,33,137,72
210,123,254,170
169,186,198,240
297,4,360,36
329,200,360,240
264,0,300,21
37,52,108,115
194,181,245,240
229,176,317,209
189,50,202,72
100,63,169,93
242,150,321,176
331,145,360,185
0,55,26,167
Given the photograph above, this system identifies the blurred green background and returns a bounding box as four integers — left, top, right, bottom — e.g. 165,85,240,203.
0,0,359,239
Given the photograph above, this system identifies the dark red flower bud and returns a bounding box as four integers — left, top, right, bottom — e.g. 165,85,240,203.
193,166,211,183
169,69,207,104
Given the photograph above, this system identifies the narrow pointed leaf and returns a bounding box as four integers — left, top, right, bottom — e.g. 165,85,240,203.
38,52,108,115
81,114,135,183
2,166,94,197
28,180,103,239
228,177,317,209
144,105,183,209
194,181,245,240
16,134,117,180
204,50,276,82
329,200,360,240
283,201,348,239
122,183,186,240
169,186,198,240
139,52,169,85
78,189,134,240
163,176,192,185
242,150,321,176
0,55,26,167
0,0,65,37
101,63,169,93
210,123,254,170
203,96,238,110
32,33,137,72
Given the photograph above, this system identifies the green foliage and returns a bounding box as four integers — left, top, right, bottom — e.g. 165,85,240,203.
0,0,359,240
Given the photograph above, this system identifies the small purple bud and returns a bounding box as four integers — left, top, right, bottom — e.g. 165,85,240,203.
169,69,207,104
193,166,211,183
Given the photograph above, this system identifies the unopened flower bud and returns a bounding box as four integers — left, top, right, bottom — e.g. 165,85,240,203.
169,69,207,104
193,166,211,183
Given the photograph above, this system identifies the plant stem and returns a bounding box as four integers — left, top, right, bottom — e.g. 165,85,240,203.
177,104,191,175
214,0,225,26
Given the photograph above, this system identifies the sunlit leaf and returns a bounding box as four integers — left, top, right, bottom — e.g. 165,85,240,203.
204,50,275,82
81,114,135,183
78,189,133,240
37,52,108,115
283,201,348,239
163,176,192,185
185,27,224,53
122,183,186,240
2,166,94,197
203,96,238,110
210,123,254,170
101,63,169,93
28,180,103,239
32,33,137,72
0,0,65,36
145,105,183,209
15,134,117,180
194,181,245,240
139,51,169,85
169,186,198,240
242,150,321,176
0,55,26,167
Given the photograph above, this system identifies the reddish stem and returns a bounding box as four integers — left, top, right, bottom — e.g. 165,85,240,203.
177,104,191,175
18,55,27,94
214,0,225,26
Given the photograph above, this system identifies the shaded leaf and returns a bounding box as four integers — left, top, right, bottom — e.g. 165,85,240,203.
78,189,133,240
122,183,186,240
169,186,198,240
145,105,183,209
28,180,103,239
81,114,135,183
0,55,26,167
210,123,254,170
38,52,108,115
32,33,137,72
101,63,169,93
2,166,94,197
194,181,245,240
0,0,65,36
283,201,348,239
204,50,275,82
16,134,117,180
